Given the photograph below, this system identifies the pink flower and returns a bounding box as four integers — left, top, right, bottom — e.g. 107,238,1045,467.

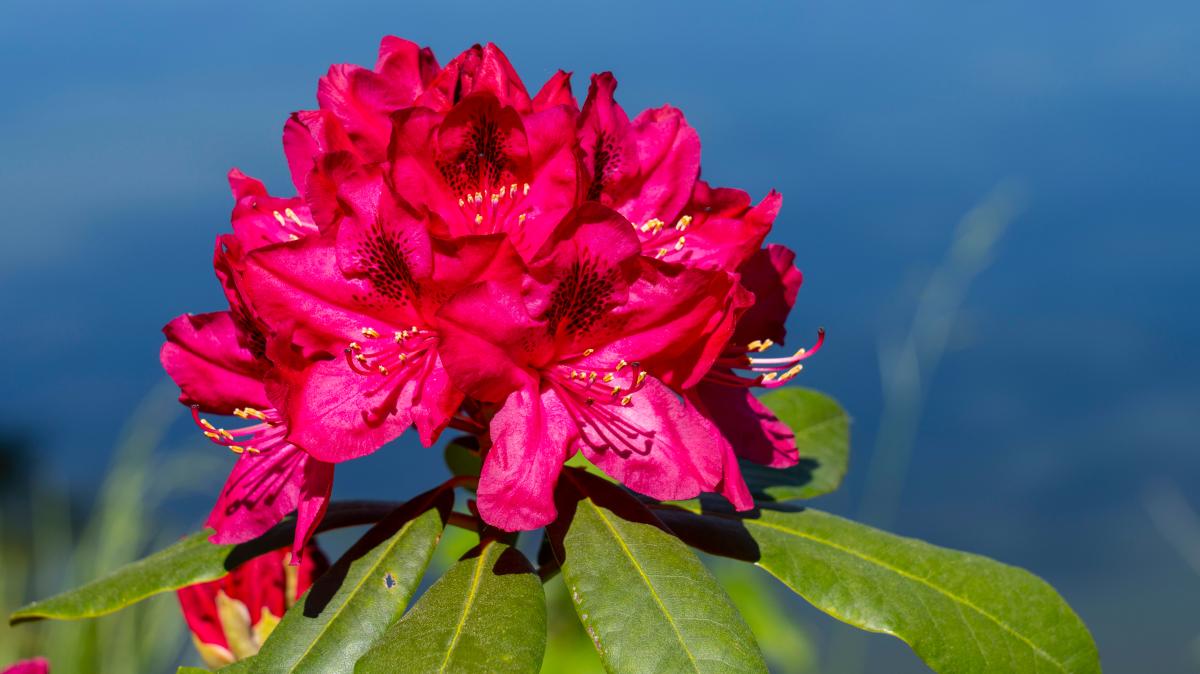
241,168,525,460
177,544,325,668
437,204,755,530
161,173,332,561
690,244,823,468
0,658,48,674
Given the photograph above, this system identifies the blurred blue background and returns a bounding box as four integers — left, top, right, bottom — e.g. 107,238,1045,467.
1,1,1197,671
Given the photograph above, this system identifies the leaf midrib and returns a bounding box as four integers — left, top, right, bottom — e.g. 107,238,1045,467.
436,544,490,673
587,500,702,674
741,513,1067,672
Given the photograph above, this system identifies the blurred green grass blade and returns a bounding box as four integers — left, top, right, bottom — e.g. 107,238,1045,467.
251,489,451,673
10,501,402,625
740,388,850,502
654,503,1100,674
549,470,767,674
355,540,545,674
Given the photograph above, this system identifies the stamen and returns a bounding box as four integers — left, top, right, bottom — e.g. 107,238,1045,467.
361,327,380,339
675,215,692,231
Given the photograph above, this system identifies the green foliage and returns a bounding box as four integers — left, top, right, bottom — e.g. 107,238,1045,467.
548,470,767,674
9,385,1100,674
356,540,545,673
10,501,402,626
739,388,850,502
250,490,451,673
654,501,1101,674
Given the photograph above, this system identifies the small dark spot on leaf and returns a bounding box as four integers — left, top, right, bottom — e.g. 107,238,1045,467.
384,572,397,590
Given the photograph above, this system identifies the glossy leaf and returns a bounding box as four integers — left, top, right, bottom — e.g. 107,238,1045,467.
250,489,452,673
8,501,401,625
549,470,767,674
740,388,850,501
444,435,483,479
355,540,545,673
654,502,1100,674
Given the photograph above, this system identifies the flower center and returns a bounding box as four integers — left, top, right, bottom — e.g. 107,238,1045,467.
344,324,438,425
455,182,530,234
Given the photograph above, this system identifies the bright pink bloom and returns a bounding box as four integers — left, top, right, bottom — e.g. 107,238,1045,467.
690,244,822,467
0,658,48,674
177,544,325,668
437,204,755,530
241,170,525,460
161,173,332,560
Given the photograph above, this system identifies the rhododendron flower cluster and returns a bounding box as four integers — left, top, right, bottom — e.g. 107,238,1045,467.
161,37,820,554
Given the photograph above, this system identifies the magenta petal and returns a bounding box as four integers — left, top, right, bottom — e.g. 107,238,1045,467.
692,382,798,468
531,70,578,112
575,376,724,503
161,312,269,414
734,243,804,346
206,443,333,560
477,384,574,531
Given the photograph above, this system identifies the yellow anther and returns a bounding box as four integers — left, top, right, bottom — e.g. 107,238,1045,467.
615,359,628,371
640,218,664,233
635,371,647,386
273,211,286,226
355,353,369,364
587,371,597,383
218,429,234,441
474,213,484,225
377,365,389,375
204,431,220,440
288,234,300,241
475,191,483,203
762,372,779,382
523,183,530,196
348,341,361,351
200,418,217,431
582,348,595,356
674,236,686,251
602,373,615,383
361,327,381,339
234,407,266,421
610,385,622,396
398,353,408,363
284,208,301,224
510,183,518,196
569,370,579,379
230,445,246,454
491,193,500,205
498,185,507,197
747,339,774,353
246,447,261,454
621,395,633,406
459,198,466,207
675,215,692,231
655,247,669,259
781,364,804,380
517,213,526,225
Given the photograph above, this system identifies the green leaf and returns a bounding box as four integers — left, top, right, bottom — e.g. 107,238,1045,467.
9,501,402,625
355,540,545,673
250,489,452,673
653,502,1100,674
549,470,767,674
444,435,483,479
740,388,850,501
